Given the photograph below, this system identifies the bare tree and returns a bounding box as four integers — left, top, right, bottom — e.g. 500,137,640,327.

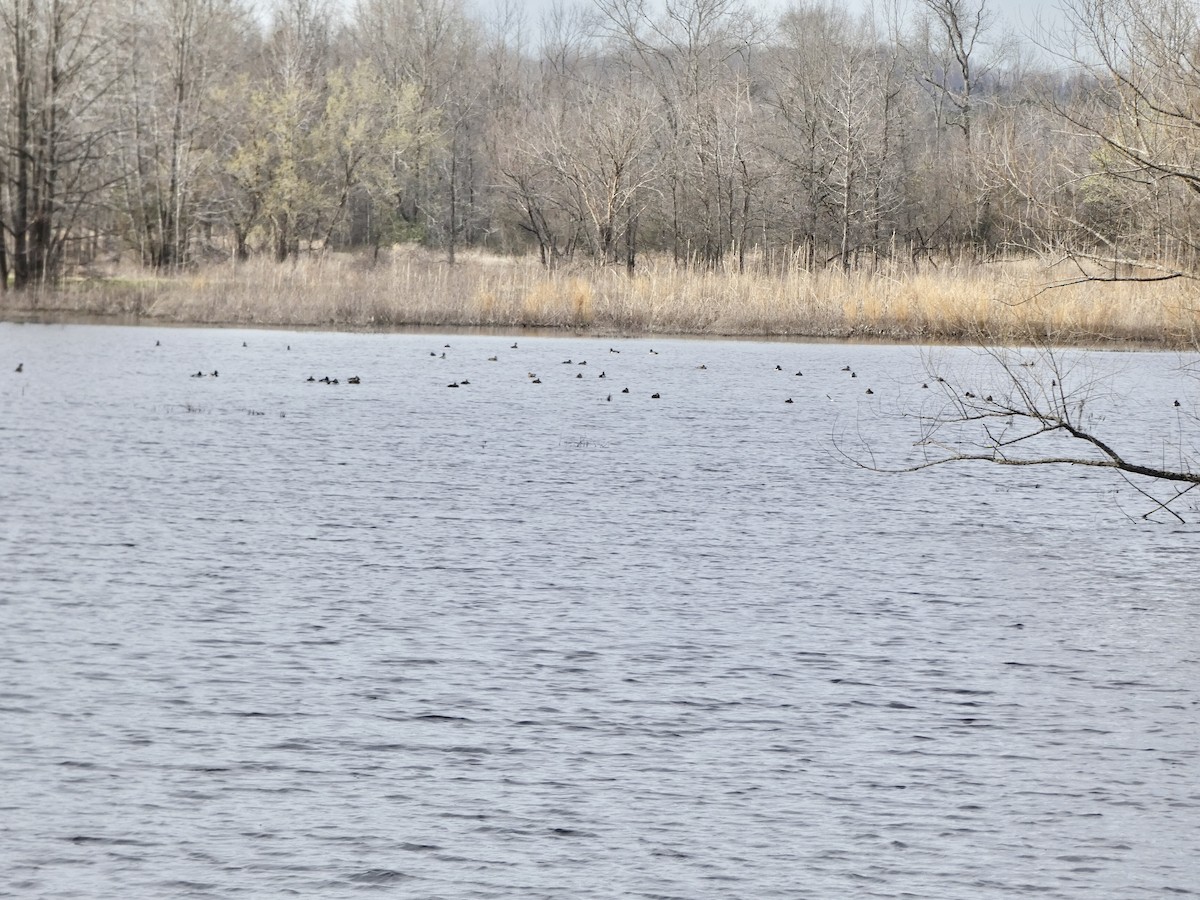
766,2,914,271
1023,0,1200,282
547,83,661,268
594,0,764,268
115,0,252,269
0,0,122,288
857,345,1200,522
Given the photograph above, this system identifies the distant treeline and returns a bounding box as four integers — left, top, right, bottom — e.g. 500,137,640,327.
0,0,1196,289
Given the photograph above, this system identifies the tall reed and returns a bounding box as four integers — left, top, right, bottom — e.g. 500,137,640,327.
5,246,1198,347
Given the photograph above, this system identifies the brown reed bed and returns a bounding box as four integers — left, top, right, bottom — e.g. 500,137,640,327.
4,246,1199,348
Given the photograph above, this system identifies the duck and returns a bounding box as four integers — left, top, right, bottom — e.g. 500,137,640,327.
430,351,437,357
1175,399,1182,407
532,378,542,384
511,342,518,349
599,371,606,378
606,394,612,401
578,360,587,365
155,340,160,347
488,355,498,362
794,371,802,376
775,365,782,371
850,372,856,378
621,387,630,393
320,376,331,384
348,376,361,385
865,388,874,395
649,349,658,355
461,379,470,385
785,398,794,404
448,382,460,388
698,364,707,370
191,370,203,378
306,375,316,382
211,370,219,377
576,373,583,379
841,365,851,372
610,348,620,353
651,392,661,399
331,378,339,385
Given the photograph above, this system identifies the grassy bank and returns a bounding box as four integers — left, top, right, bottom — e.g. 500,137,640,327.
4,247,1199,347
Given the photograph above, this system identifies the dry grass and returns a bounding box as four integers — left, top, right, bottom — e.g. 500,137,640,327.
5,246,1200,347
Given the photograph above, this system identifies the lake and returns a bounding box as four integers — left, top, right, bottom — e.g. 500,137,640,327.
2,321,1198,899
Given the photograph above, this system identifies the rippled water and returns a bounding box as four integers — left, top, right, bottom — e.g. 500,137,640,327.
2,321,1199,899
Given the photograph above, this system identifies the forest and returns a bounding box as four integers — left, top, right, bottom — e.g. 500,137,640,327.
1,0,1199,323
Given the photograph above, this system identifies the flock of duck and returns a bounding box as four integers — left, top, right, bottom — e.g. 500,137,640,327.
407,340,884,404
13,337,888,404
133,336,888,402
12,338,1185,410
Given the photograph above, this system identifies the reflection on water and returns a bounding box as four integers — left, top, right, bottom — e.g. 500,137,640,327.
2,322,1199,899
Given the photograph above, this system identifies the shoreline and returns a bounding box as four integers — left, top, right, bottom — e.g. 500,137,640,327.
0,306,1177,353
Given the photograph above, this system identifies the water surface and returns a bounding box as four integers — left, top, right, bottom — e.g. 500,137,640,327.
2,323,1198,899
